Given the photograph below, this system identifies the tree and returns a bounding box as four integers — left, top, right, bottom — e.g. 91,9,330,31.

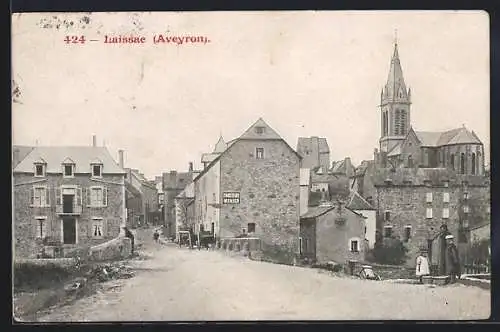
369,235,409,265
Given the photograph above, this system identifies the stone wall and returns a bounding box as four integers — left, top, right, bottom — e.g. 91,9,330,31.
219,139,301,256
375,182,490,267
87,237,132,261
315,208,366,264
13,173,125,259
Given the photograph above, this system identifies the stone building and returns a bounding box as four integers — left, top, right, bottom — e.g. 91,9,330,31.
124,166,159,228
373,168,490,267
300,200,367,264
297,136,330,170
174,181,195,236
376,41,485,175
193,118,301,256
346,191,376,249
162,163,194,238
12,137,126,258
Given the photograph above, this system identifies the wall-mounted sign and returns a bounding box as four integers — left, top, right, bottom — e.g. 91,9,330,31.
223,192,240,204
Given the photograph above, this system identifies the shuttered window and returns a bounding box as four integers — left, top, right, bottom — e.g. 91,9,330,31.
443,192,450,203
426,192,433,203
426,208,433,219
88,186,108,207
32,186,49,207
35,217,47,238
442,208,449,219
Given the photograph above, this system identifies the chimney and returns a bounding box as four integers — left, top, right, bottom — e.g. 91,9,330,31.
92,135,97,147
345,157,353,177
118,149,124,169
189,162,193,172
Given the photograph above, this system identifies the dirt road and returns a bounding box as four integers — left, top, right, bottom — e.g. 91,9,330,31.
35,229,490,321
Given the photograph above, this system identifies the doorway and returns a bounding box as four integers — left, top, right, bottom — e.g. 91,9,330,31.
63,218,77,244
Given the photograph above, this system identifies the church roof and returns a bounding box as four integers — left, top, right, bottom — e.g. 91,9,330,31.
415,126,482,147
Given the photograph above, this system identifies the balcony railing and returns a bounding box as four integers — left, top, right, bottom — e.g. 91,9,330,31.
56,204,82,215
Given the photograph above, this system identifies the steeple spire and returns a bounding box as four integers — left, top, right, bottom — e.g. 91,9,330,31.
382,31,409,104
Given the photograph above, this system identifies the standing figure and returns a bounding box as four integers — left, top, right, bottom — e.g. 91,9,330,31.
416,247,430,283
445,234,461,284
153,229,160,243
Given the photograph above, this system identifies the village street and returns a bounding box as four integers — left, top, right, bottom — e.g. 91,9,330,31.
35,228,490,322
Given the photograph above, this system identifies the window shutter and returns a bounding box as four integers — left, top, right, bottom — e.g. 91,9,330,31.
87,188,92,207
443,193,450,203
426,192,433,203
55,187,61,205
103,187,108,206
77,187,82,205
426,208,433,219
45,187,50,206
30,187,34,206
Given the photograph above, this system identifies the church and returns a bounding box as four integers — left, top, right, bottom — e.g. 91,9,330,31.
352,39,490,269
375,41,485,176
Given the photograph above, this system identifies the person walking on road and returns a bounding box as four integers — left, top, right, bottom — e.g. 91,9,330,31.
445,234,461,284
416,247,430,283
153,229,160,243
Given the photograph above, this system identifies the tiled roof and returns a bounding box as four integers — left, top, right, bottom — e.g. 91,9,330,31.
347,191,375,210
300,205,336,219
14,146,125,174
415,127,482,147
300,168,310,186
12,145,35,168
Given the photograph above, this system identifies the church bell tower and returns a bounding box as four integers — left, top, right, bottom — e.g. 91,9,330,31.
379,36,412,153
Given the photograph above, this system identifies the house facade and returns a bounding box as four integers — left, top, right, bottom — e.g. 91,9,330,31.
300,201,367,264
297,136,330,170
13,144,126,258
373,168,490,267
193,118,301,255
163,164,194,238
124,167,158,228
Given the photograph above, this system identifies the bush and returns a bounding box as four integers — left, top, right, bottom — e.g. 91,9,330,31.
260,243,298,266
369,236,409,265
14,261,75,291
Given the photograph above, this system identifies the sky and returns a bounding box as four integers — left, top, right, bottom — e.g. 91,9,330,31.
11,11,490,179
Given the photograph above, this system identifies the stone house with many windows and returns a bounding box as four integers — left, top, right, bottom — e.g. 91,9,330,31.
12,143,126,258
373,168,490,268
193,118,301,257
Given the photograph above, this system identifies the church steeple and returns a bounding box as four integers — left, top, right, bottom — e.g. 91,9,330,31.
381,40,410,105
379,34,412,154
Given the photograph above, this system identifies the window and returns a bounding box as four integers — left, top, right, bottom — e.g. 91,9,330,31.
426,192,433,203
463,192,469,200
426,208,433,219
463,205,470,214
63,164,74,177
349,238,360,252
400,110,406,135
92,164,102,177
88,186,108,207
407,155,413,168
32,186,49,207
395,109,401,135
299,237,303,255
34,163,45,177
255,126,266,135
256,148,264,159
403,226,412,242
442,208,450,219
443,181,449,188
471,153,476,175
460,153,466,174
384,226,393,238
384,211,391,221
443,193,450,203
450,154,455,171
247,222,256,233
35,217,47,239
92,218,104,237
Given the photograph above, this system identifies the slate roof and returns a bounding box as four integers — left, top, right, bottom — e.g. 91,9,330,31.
14,146,125,174
415,127,482,147
387,143,403,157
346,191,375,211
12,145,35,168
300,203,366,219
201,153,220,163
372,167,489,186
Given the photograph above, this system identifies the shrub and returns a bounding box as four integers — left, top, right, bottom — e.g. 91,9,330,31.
369,236,409,265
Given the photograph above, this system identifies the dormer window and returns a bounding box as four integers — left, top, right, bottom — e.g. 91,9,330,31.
91,158,103,178
62,158,75,178
34,163,46,177
92,164,102,177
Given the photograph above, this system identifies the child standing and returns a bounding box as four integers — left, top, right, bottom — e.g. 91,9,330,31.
416,248,430,283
